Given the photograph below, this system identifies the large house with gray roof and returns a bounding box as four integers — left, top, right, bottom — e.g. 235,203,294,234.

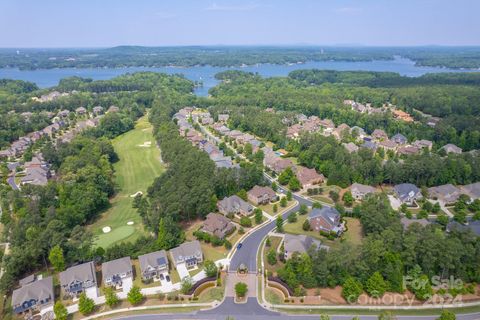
12,276,54,315
170,241,203,269
307,207,343,234
394,183,422,205
351,183,377,200
460,182,480,201
59,261,97,297
283,234,325,259
428,184,462,204
217,195,254,216
138,250,169,281
102,257,133,288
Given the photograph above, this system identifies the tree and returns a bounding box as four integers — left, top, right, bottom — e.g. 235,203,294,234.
204,260,218,278
278,167,294,185
342,277,363,303
378,311,397,320
48,245,65,272
287,212,297,223
54,301,68,320
240,216,252,227
235,282,248,297
157,216,184,250
302,219,311,231
286,190,293,201
273,203,278,213
342,191,354,207
104,287,120,307
365,272,387,298
299,204,308,215
78,292,95,315
181,276,194,294
267,249,277,265
244,143,253,156
432,202,441,213
271,182,278,191
437,310,456,320
329,191,340,203
276,216,284,233
288,176,301,191
127,286,144,305
312,202,323,209
237,189,248,201
254,208,263,224
280,197,288,207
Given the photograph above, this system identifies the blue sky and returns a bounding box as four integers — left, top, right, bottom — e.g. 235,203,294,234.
0,0,479,47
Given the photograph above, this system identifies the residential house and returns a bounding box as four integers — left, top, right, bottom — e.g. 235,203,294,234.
93,106,104,115
59,261,97,297
170,241,203,269
138,250,169,281
58,109,70,118
307,207,343,234
270,158,294,174
343,142,359,153
287,124,303,139
293,166,324,189
460,182,480,200
218,114,229,122
428,184,462,204
397,146,421,156
75,107,87,115
412,139,433,150
361,140,377,151
391,133,408,145
202,213,235,239
440,144,462,154
12,276,54,315
426,117,441,127
371,129,388,141
392,109,414,122
248,185,277,205
283,234,323,259
393,183,422,205
217,195,254,216
107,105,120,113
378,140,397,152
447,221,480,237
296,114,308,123
102,257,133,288
351,183,377,200
350,126,366,140
201,116,214,125
332,123,350,141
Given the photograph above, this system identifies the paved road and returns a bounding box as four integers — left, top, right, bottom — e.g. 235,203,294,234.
7,175,19,190
114,298,480,320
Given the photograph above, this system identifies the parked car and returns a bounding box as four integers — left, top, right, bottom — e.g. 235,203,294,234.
237,243,243,250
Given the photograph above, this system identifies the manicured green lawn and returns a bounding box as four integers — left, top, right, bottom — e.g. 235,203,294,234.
90,116,165,248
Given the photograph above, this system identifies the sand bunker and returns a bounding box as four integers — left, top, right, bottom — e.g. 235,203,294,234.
102,226,111,233
127,221,134,225
137,141,152,147
130,191,143,198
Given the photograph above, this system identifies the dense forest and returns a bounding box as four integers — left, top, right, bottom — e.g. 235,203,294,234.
1,46,480,69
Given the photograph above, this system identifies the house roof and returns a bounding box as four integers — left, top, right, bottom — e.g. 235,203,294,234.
394,183,420,202
218,195,253,213
361,141,377,150
12,276,53,309
138,250,168,273
343,142,359,153
170,241,202,263
351,183,376,195
392,133,408,144
401,218,431,229
372,129,387,139
441,144,462,154
460,182,480,199
428,184,462,203
379,140,397,149
447,221,480,236
101,257,132,279
248,185,276,199
308,207,340,229
202,213,234,237
294,166,324,186
59,261,96,287
284,234,322,255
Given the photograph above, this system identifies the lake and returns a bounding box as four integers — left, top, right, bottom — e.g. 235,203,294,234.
0,57,475,96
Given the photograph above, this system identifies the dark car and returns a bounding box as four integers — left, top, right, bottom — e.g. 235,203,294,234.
237,243,243,250
160,274,165,280
166,275,171,282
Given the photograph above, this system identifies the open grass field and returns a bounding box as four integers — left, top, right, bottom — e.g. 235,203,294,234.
90,116,165,248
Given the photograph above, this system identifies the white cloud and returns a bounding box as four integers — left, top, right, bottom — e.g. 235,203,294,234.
205,2,261,12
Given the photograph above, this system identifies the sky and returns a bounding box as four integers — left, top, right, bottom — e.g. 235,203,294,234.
0,0,479,47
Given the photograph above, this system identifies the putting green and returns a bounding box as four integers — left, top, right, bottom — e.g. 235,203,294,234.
90,115,165,248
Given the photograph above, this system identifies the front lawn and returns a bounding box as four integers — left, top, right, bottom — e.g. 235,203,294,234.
259,200,295,216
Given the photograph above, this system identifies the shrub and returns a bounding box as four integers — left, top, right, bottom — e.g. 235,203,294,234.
54,302,68,320
342,276,363,303
240,216,252,227
235,282,248,297
127,286,144,305
365,272,387,298
104,287,120,307
78,292,95,315
267,249,277,265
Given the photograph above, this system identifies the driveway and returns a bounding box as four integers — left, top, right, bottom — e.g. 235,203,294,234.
122,276,133,294
176,264,190,280
85,286,99,299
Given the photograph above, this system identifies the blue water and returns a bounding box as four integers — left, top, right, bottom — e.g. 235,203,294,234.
0,57,476,96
